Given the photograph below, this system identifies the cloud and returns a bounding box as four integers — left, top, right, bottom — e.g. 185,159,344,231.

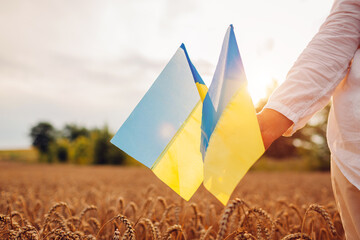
0,0,334,149
159,0,200,32
0,46,173,149
257,38,275,56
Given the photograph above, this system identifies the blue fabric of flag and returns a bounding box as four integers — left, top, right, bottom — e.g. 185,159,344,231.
111,46,200,168
200,25,247,158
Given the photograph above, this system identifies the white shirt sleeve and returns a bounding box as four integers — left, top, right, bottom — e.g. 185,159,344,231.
264,0,360,136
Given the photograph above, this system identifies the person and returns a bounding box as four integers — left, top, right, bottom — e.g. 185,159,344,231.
256,0,360,239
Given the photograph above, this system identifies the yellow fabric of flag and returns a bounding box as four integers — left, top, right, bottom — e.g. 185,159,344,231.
152,101,203,200
200,25,264,205
195,82,208,102
203,86,264,205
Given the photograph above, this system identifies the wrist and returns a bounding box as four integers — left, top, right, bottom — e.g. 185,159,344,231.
257,108,293,149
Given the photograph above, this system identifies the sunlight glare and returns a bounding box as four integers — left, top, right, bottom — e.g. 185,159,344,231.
247,72,271,106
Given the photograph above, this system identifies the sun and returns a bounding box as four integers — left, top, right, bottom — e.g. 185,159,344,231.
247,74,271,107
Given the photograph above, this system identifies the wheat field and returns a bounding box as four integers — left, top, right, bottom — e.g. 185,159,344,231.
0,161,344,240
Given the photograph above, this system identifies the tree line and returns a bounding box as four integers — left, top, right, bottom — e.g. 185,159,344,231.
30,123,129,165
30,80,331,170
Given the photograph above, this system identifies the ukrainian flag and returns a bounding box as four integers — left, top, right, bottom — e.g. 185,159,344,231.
111,44,204,200
201,25,264,205
112,25,264,205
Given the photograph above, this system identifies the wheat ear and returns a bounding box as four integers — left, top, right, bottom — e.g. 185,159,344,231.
301,204,336,237
217,198,249,240
140,218,159,240
223,230,256,240
96,214,135,240
79,205,97,221
281,232,312,240
42,202,71,234
162,224,186,240
199,226,213,240
113,228,120,240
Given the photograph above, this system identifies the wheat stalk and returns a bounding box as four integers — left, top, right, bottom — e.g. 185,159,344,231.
96,214,135,240
199,226,213,240
281,232,312,240
118,197,124,215
87,217,100,233
140,218,160,240
217,198,249,240
289,204,303,223
124,202,138,220
10,211,24,226
190,203,199,229
41,202,71,235
162,224,186,240
301,204,336,237
79,205,97,221
223,230,256,240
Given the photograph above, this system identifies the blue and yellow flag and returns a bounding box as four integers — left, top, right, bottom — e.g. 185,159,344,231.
111,44,204,200
111,25,264,204
201,25,264,205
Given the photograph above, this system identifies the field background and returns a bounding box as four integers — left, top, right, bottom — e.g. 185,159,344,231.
0,160,344,239
1,1,340,238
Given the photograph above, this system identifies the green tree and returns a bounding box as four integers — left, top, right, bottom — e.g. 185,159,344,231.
295,104,331,171
71,136,92,164
30,122,56,154
56,145,68,162
63,124,89,141
93,127,110,164
92,126,126,165
30,122,128,165
54,138,70,163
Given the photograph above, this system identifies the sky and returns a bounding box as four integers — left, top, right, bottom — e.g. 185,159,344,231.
0,0,333,149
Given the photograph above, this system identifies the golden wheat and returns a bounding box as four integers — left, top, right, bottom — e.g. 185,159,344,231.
0,162,344,240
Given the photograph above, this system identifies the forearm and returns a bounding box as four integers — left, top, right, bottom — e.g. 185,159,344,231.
265,0,360,135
